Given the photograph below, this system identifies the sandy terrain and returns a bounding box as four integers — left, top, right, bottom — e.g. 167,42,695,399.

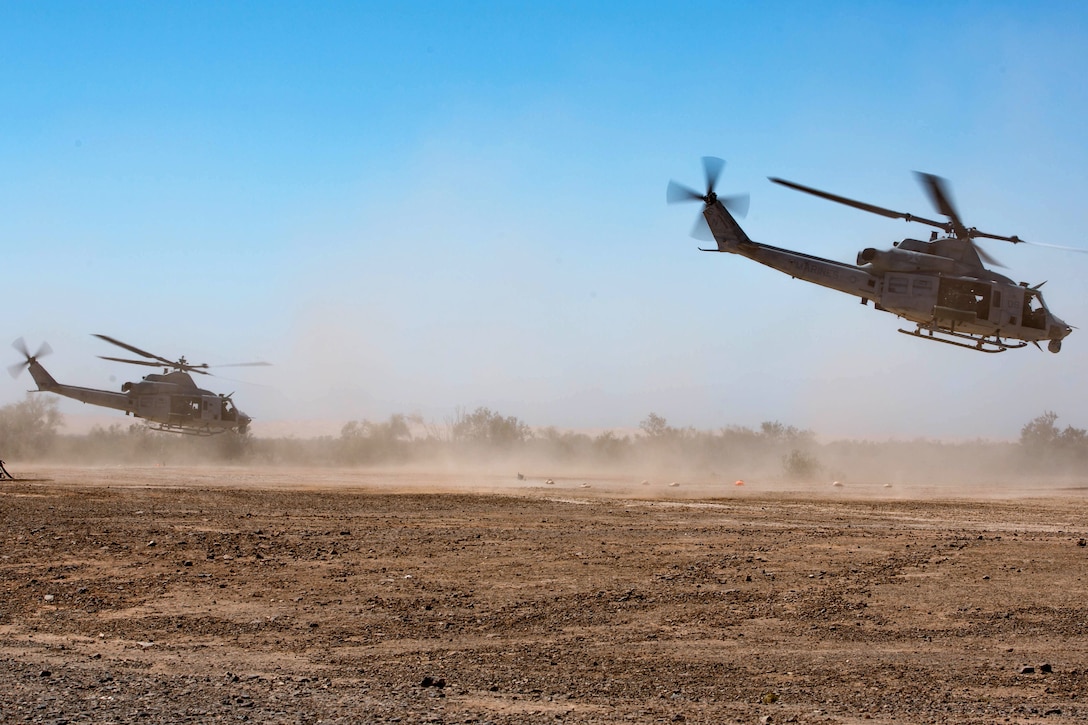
2,465,1087,724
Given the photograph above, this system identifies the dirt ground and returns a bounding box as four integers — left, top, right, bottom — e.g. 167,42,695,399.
2,465,1087,724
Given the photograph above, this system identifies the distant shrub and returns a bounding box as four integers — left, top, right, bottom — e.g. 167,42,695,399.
783,448,821,480
0,395,62,460
451,407,530,447
1019,411,1088,469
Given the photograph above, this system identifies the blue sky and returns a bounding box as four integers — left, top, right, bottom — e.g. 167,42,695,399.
4,1,1088,439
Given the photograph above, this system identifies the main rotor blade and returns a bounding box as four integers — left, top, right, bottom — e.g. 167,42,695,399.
914,172,968,239
770,176,948,230
98,356,163,367
972,242,1005,269
93,334,173,366
667,180,704,204
915,175,1080,249
967,229,1088,254
970,230,1025,244
702,156,725,196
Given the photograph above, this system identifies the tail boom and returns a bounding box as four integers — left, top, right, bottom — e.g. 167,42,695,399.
702,200,880,300
25,359,134,414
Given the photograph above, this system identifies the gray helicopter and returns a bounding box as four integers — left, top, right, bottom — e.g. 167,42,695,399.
668,158,1076,353
9,334,268,435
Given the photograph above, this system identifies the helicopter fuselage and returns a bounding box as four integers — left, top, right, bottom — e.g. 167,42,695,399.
23,360,250,435
123,371,248,434
700,199,1072,352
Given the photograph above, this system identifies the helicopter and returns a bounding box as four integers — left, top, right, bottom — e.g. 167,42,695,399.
667,157,1077,353
8,334,269,435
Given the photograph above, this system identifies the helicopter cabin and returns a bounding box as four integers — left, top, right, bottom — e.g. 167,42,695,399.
879,273,1047,331
134,393,240,426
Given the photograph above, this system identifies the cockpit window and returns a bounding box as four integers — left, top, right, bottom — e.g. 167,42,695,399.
1023,290,1047,330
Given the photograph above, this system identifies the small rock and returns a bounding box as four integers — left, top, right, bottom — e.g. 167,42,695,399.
832,481,843,487
39,670,51,677
1078,539,1086,547
669,482,679,487
1040,663,1053,673
1021,666,1035,674
545,479,555,485
147,540,156,547
641,480,650,485
43,594,55,602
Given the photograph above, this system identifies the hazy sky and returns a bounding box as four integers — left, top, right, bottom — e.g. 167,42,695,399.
4,1,1088,439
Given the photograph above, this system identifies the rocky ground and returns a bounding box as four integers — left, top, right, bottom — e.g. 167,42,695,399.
1,465,1087,724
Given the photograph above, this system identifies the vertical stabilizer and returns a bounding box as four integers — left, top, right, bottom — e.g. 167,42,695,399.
27,359,59,391
704,200,753,253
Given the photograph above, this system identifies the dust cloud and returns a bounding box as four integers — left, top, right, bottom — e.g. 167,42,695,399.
3,398,1084,499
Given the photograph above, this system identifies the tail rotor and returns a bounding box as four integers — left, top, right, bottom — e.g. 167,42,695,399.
667,157,749,241
8,338,52,379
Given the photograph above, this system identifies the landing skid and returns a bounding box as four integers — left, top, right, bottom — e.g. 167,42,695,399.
147,422,227,436
898,324,1028,353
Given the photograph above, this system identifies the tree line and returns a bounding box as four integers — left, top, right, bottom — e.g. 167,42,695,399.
0,395,1084,481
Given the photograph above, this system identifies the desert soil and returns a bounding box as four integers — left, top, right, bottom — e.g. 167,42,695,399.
1,465,1087,724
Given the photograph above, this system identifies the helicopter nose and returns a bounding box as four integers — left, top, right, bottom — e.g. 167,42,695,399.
1051,327,1072,346
238,413,252,434
1051,320,1073,339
